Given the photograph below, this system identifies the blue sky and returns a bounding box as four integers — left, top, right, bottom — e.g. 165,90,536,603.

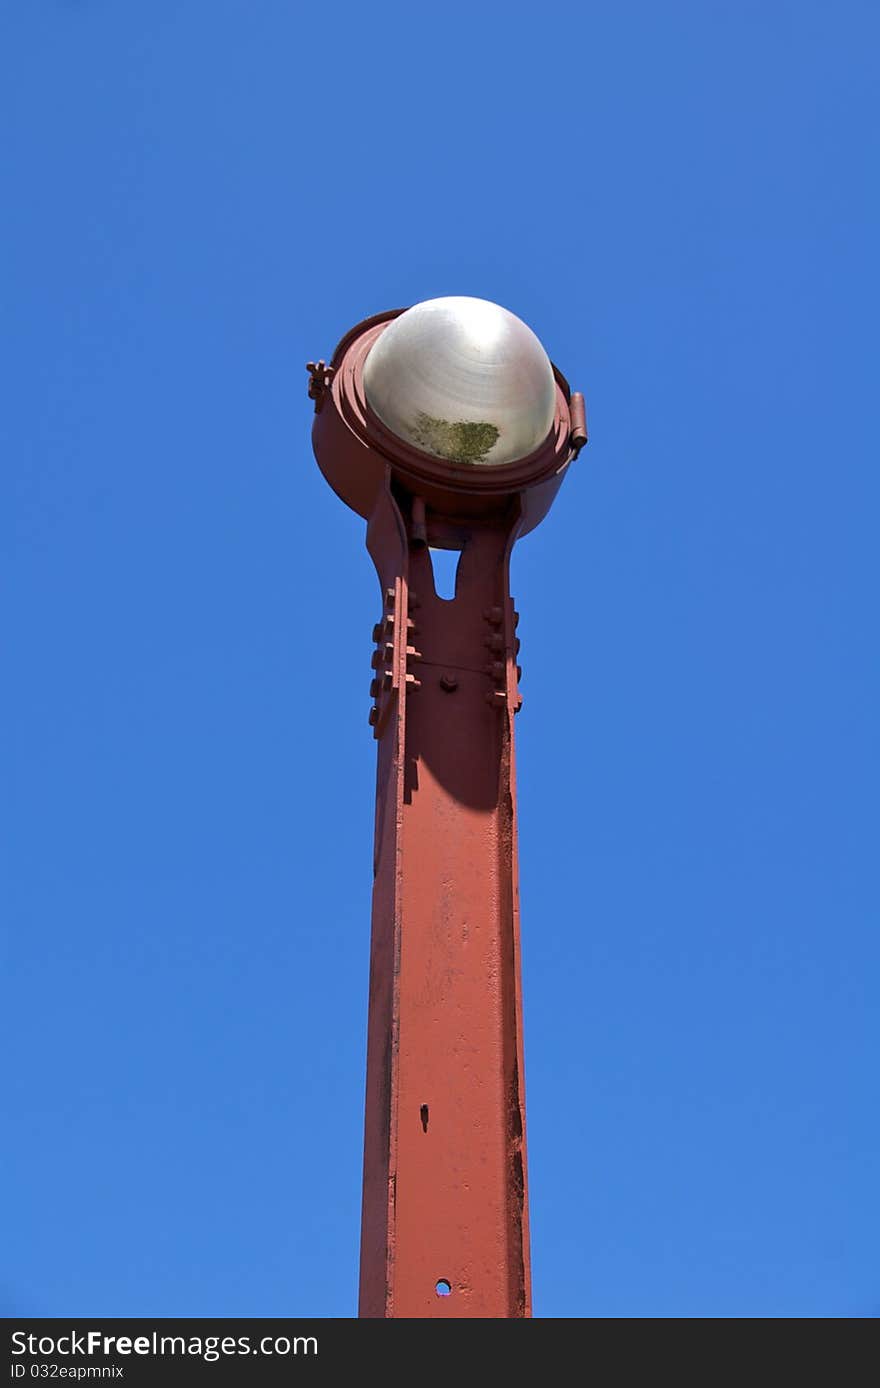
2,3,877,1318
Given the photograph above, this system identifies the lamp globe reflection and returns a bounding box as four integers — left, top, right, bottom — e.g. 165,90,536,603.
362,296,557,468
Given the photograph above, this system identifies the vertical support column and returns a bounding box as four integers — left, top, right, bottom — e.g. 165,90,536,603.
359,476,531,1318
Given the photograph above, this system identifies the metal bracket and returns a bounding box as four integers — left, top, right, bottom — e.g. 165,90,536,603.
369,584,421,737
306,360,336,412
569,391,588,457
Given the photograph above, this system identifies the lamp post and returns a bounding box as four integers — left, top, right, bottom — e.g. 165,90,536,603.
308,297,586,1319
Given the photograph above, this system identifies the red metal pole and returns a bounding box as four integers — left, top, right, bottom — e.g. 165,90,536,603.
359,478,530,1318
308,306,584,1319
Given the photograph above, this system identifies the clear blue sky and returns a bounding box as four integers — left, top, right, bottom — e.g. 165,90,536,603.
2,3,877,1319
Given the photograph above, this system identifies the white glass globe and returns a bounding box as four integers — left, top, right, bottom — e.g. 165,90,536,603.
363,296,556,467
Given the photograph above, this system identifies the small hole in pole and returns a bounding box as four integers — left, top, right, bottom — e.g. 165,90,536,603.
420,1104,429,1133
435,1279,452,1297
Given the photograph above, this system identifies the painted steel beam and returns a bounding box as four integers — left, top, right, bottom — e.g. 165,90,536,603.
359,481,530,1318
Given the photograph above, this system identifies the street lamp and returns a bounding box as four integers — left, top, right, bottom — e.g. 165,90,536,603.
308,296,586,1318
